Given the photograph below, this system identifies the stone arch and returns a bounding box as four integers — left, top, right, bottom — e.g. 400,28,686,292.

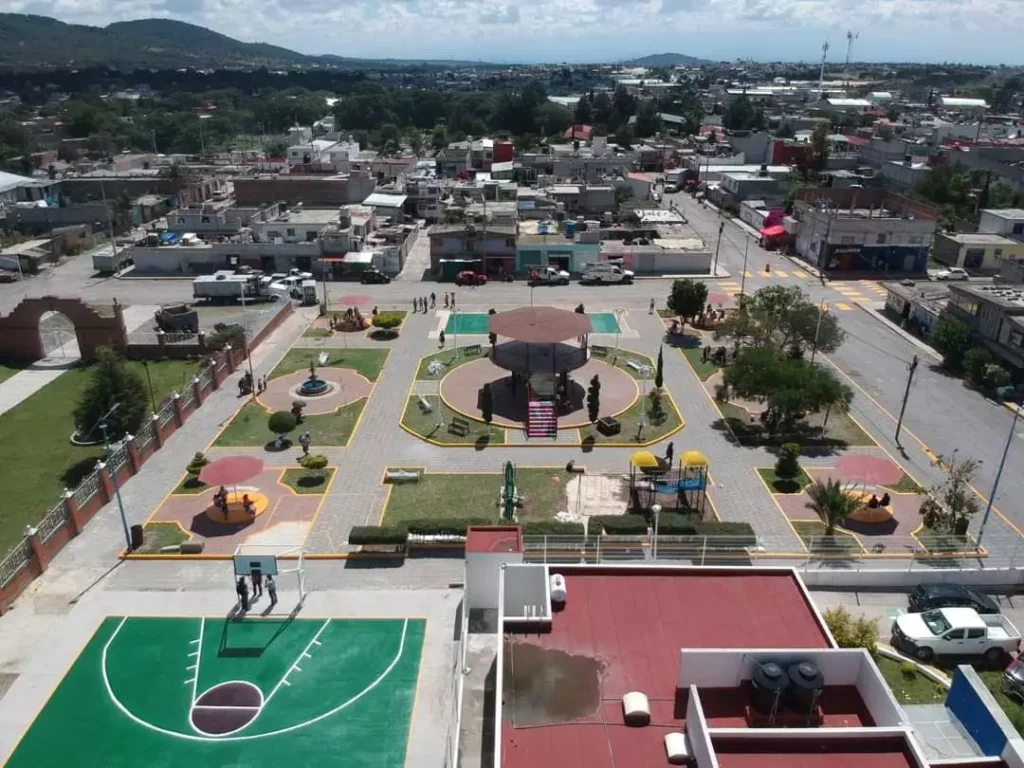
0,297,127,361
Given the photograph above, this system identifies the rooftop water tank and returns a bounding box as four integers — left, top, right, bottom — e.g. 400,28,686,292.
786,660,824,715
750,660,788,714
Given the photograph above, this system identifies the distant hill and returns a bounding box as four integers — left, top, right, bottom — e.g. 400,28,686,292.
0,13,490,71
625,53,713,67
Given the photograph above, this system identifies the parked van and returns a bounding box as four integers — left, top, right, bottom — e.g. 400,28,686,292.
581,263,635,285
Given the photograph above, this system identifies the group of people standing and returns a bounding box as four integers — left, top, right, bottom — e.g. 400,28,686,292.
235,568,277,613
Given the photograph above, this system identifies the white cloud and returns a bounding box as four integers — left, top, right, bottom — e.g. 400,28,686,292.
6,0,1024,63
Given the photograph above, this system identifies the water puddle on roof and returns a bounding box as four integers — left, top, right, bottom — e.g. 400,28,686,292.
502,639,603,726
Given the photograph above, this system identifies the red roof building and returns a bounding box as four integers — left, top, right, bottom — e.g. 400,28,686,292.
564,125,593,141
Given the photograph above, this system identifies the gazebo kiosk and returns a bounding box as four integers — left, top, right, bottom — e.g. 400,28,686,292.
488,307,593,437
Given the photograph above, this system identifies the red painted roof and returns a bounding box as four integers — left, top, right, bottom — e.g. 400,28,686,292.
502,569,832,768
466,526,522,554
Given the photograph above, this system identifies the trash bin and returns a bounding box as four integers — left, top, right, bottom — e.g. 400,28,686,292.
130,524,144,550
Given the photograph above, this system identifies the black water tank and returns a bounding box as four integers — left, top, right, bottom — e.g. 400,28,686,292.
786,661,824,714
750,661,788,713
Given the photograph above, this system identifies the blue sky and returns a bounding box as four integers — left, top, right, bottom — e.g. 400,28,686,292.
4,0,1023,65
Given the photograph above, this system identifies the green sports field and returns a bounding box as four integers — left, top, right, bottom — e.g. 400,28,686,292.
6,616,425,768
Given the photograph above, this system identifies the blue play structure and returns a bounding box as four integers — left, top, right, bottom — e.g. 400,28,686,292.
629,450,709,516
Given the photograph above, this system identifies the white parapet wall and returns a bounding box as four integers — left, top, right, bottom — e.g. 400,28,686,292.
676,648,906,728
686,685,719,768
798,565,1024,590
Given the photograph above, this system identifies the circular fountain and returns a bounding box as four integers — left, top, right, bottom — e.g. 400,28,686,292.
298,362,329,396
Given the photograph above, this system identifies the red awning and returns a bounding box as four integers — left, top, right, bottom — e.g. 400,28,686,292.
760,225,786,238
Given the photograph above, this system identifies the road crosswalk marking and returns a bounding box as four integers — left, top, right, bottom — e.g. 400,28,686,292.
792,270,807,279
835,302,853,311
774,270,789,278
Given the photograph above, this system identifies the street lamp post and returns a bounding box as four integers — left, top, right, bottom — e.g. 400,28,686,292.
810,300,827,365
712,221,724,275
739,236,750,300
98,405,132,552
453,308,459,359
651,503,662,561
977,401,1021,546
141,360,157,412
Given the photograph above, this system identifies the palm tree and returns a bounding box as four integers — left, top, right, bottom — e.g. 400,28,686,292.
804,478,862,536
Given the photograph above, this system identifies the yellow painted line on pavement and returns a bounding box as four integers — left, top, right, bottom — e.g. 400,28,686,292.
835,302,853,311
743,271,754,278
792,270,808,279
774,270,789,278
820,354,1024,539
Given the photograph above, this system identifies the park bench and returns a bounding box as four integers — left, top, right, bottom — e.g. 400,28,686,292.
626,360,644,373
449,416,471,437
417,395,432,413
464,344,482,355
591,344,609,357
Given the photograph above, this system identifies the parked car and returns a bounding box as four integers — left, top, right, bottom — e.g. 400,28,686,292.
528,266,570,286
891,607,1021,662
909,583,1000,615
0,270,20,283
455,270,487,286
935,267,969,280
360,268,391,284
581,263,635,285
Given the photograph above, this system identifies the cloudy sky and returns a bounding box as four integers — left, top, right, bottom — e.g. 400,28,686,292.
4,0,1024,64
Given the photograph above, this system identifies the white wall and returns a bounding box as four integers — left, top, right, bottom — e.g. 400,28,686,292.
686,685,719,768
798,566,1024,590
466,550,522,611
677,648,867,689
1003,738,1024,768
502,564,551,623
856,657,907,727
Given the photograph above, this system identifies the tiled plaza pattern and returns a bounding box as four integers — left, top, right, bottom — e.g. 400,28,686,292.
258,367,373,415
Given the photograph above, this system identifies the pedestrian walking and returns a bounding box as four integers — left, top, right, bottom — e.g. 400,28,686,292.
444,293,449,308
649,298,655,315
236,576,250,612
299,430,311,456
451,292,456,310
413,298,418,313
266,575,278,609
439,330,446,348
423,296,428,312
430,292,436,309
251,567,263,600
262,375,267,392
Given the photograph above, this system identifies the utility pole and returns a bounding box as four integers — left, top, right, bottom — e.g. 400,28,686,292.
98,404,132,552
712,221,724,275
810,299,827,364
894,355,918,447
739,236,750,299
977,400,1021,547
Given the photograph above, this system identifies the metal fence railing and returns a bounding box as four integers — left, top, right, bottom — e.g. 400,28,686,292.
179,384,196,407
198,365,215,390
73,471,101,508
158,401,176,427
135,420,155,450
127,330,198,346
108,443,129,472
0,539,34,588
37,500,70,543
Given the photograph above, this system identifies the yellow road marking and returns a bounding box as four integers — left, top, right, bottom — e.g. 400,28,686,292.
792,270,808,279
774,270,789,278
835,302,852,311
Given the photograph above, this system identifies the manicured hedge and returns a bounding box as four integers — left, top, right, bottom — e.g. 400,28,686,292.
405,518,495,536
522,521,586,536
349,526,408,545
591,515,649,535
654,513,698,535
693,521,757,545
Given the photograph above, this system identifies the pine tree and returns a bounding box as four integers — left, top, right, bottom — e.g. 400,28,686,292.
481,383,494,425
587,374,601,423
74,347,147,441
655,346,664,389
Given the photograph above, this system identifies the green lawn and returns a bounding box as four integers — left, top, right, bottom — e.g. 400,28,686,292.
216,400,367,447
875,655,947,705
0,359,199,555
0,360,32,385
757,466,813,493
402,397,505,445
282,467,335,494
977,669,1024,735
791,520,864,554
717,401,875,447
588,390,682,445
381,468,572,526
679,344,721,381
271,348,388,381
301,328,332,339
135,522,191,553
415,346,488,380
173,475,209,495
605,349,657,381
657,309,677,319
886,473,926,494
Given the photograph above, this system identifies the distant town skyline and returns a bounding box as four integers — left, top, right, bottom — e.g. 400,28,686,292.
4,2,1024,67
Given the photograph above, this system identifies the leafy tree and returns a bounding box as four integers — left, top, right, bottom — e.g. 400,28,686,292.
407,131,424,157
723,348,852,432
634,100,662,138
964,346,994,386
647,389,665,423
931,316,974,372
775,123,795,139
715,285,844,356
587,374,601,423
984,363,1012,390
186,452,209,476
74,347,148,441
921,451,980,536
810,121,830,173
655,346,664,389
431,125,448,150
805,478,863,535
668,279,709,329
268,410,297,443
481,383,494,425
573,95,593,125
774,442,802,485
823,606,879,657
371,312,403,337
723,94,756,131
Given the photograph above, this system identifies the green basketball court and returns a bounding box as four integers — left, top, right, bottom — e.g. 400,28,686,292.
6,616,426,768
445,311,621,335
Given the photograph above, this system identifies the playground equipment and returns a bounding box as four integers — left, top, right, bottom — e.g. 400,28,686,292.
500,461,520,521
628,449,709,517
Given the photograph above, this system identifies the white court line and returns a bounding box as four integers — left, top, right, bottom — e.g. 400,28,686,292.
101,617,410,742
191,618,205,705
263,619,330,707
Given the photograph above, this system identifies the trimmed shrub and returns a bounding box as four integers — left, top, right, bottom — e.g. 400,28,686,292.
592,515,649,535
775,442,802,481
348,526,408,546
186,451,209,476
654,513,698,536
522,521,586,536
268,410,297,437
822,605,879,657
299,454,329,471
693,521,757,545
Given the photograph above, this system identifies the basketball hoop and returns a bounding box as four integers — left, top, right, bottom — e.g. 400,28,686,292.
232,542,307,608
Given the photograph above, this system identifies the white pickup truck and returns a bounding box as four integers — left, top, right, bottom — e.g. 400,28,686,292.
891,607,1021,662
528,266,570,286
